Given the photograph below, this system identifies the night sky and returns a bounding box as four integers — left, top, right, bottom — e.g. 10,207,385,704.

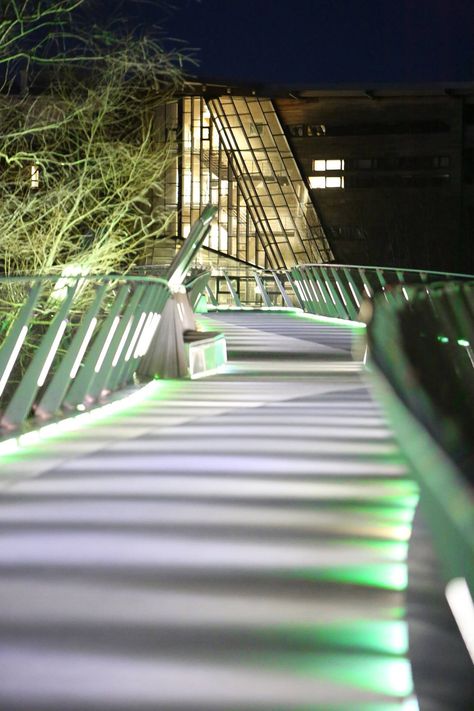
108,0,474,86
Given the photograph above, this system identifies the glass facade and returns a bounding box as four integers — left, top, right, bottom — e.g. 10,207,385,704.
148,95,333,269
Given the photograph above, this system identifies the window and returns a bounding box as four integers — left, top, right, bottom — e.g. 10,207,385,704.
356,158,375,170
312,159,344,171
289,124,304,137
432,156,450,168
307,124,326,136
309,175,344,189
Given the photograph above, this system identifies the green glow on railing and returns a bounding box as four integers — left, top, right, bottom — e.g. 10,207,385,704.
0,380,166,459
259,652,413,697
277,619,409,656
457,339,470,347
291,562,408,591
437,335,449,343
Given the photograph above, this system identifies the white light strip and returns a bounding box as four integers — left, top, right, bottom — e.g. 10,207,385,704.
112,317,133,367
348,282,361,309
70,318,97,379
94,316,120,373
137,313,161,358
325,281,337,306
335,281,347,306
37,319,68,387
445,577,474,663
0,325,28,397
134,312,155,359
125,312,147,362
402,287,410,301
177,303,185,323
316,281,327,304
363,283,372,298
294,281,307,301
309,280,320,303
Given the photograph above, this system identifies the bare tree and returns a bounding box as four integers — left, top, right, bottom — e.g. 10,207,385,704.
0,0,187,276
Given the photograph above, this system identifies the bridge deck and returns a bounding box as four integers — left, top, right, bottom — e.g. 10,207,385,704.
0,311,417,710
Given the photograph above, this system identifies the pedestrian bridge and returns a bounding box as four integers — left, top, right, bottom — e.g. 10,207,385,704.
0,257,472,708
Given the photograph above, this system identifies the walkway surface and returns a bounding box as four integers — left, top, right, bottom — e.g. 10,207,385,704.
0,310,418,710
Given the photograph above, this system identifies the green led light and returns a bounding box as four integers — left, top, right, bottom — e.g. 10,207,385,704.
437,335,449,343
259,652,413,697
457,339,470,347
291,563,408,591
0,380,168,460
276,620,409,656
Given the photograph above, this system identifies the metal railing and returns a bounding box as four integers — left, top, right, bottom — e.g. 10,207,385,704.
201,263,474,315
367,279,474,597
0,274,170,431
287,263,474,320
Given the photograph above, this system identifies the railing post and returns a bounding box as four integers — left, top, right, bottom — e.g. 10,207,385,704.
271,270,293,307
223,271,242,307
287,268,307,310
63,283,130,409
115,283,169,388
35,282,108,419
253,271,272,307
1,282,78,429
86,284,147,402
332,268,358,320
319,266,349,319
0,280,42,400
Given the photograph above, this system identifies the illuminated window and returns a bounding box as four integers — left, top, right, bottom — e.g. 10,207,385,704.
326,176,344,187
312,159,345,171
30,164,40,189
309,176,344,189
309,176,326,189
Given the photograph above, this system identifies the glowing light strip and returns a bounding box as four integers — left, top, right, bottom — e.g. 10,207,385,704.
310,281,320,302
363,283,372,298
94,317,120,373
335,281,347,306
325,281,337,306
137,313,161,358
37,320,68,387
402,287,410,301
348,282,361,309
134,312,155,358
70,318,97,378
445,577,474,663
316,281,327,304
0,380,163,459
125,312,147,362
112,317,133,367
0,325,28,397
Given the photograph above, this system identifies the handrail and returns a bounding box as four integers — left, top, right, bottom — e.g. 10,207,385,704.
286,263,474,280
0,273,171,431
366,278,474,662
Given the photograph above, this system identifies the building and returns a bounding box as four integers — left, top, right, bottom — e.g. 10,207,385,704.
150,82,474,274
